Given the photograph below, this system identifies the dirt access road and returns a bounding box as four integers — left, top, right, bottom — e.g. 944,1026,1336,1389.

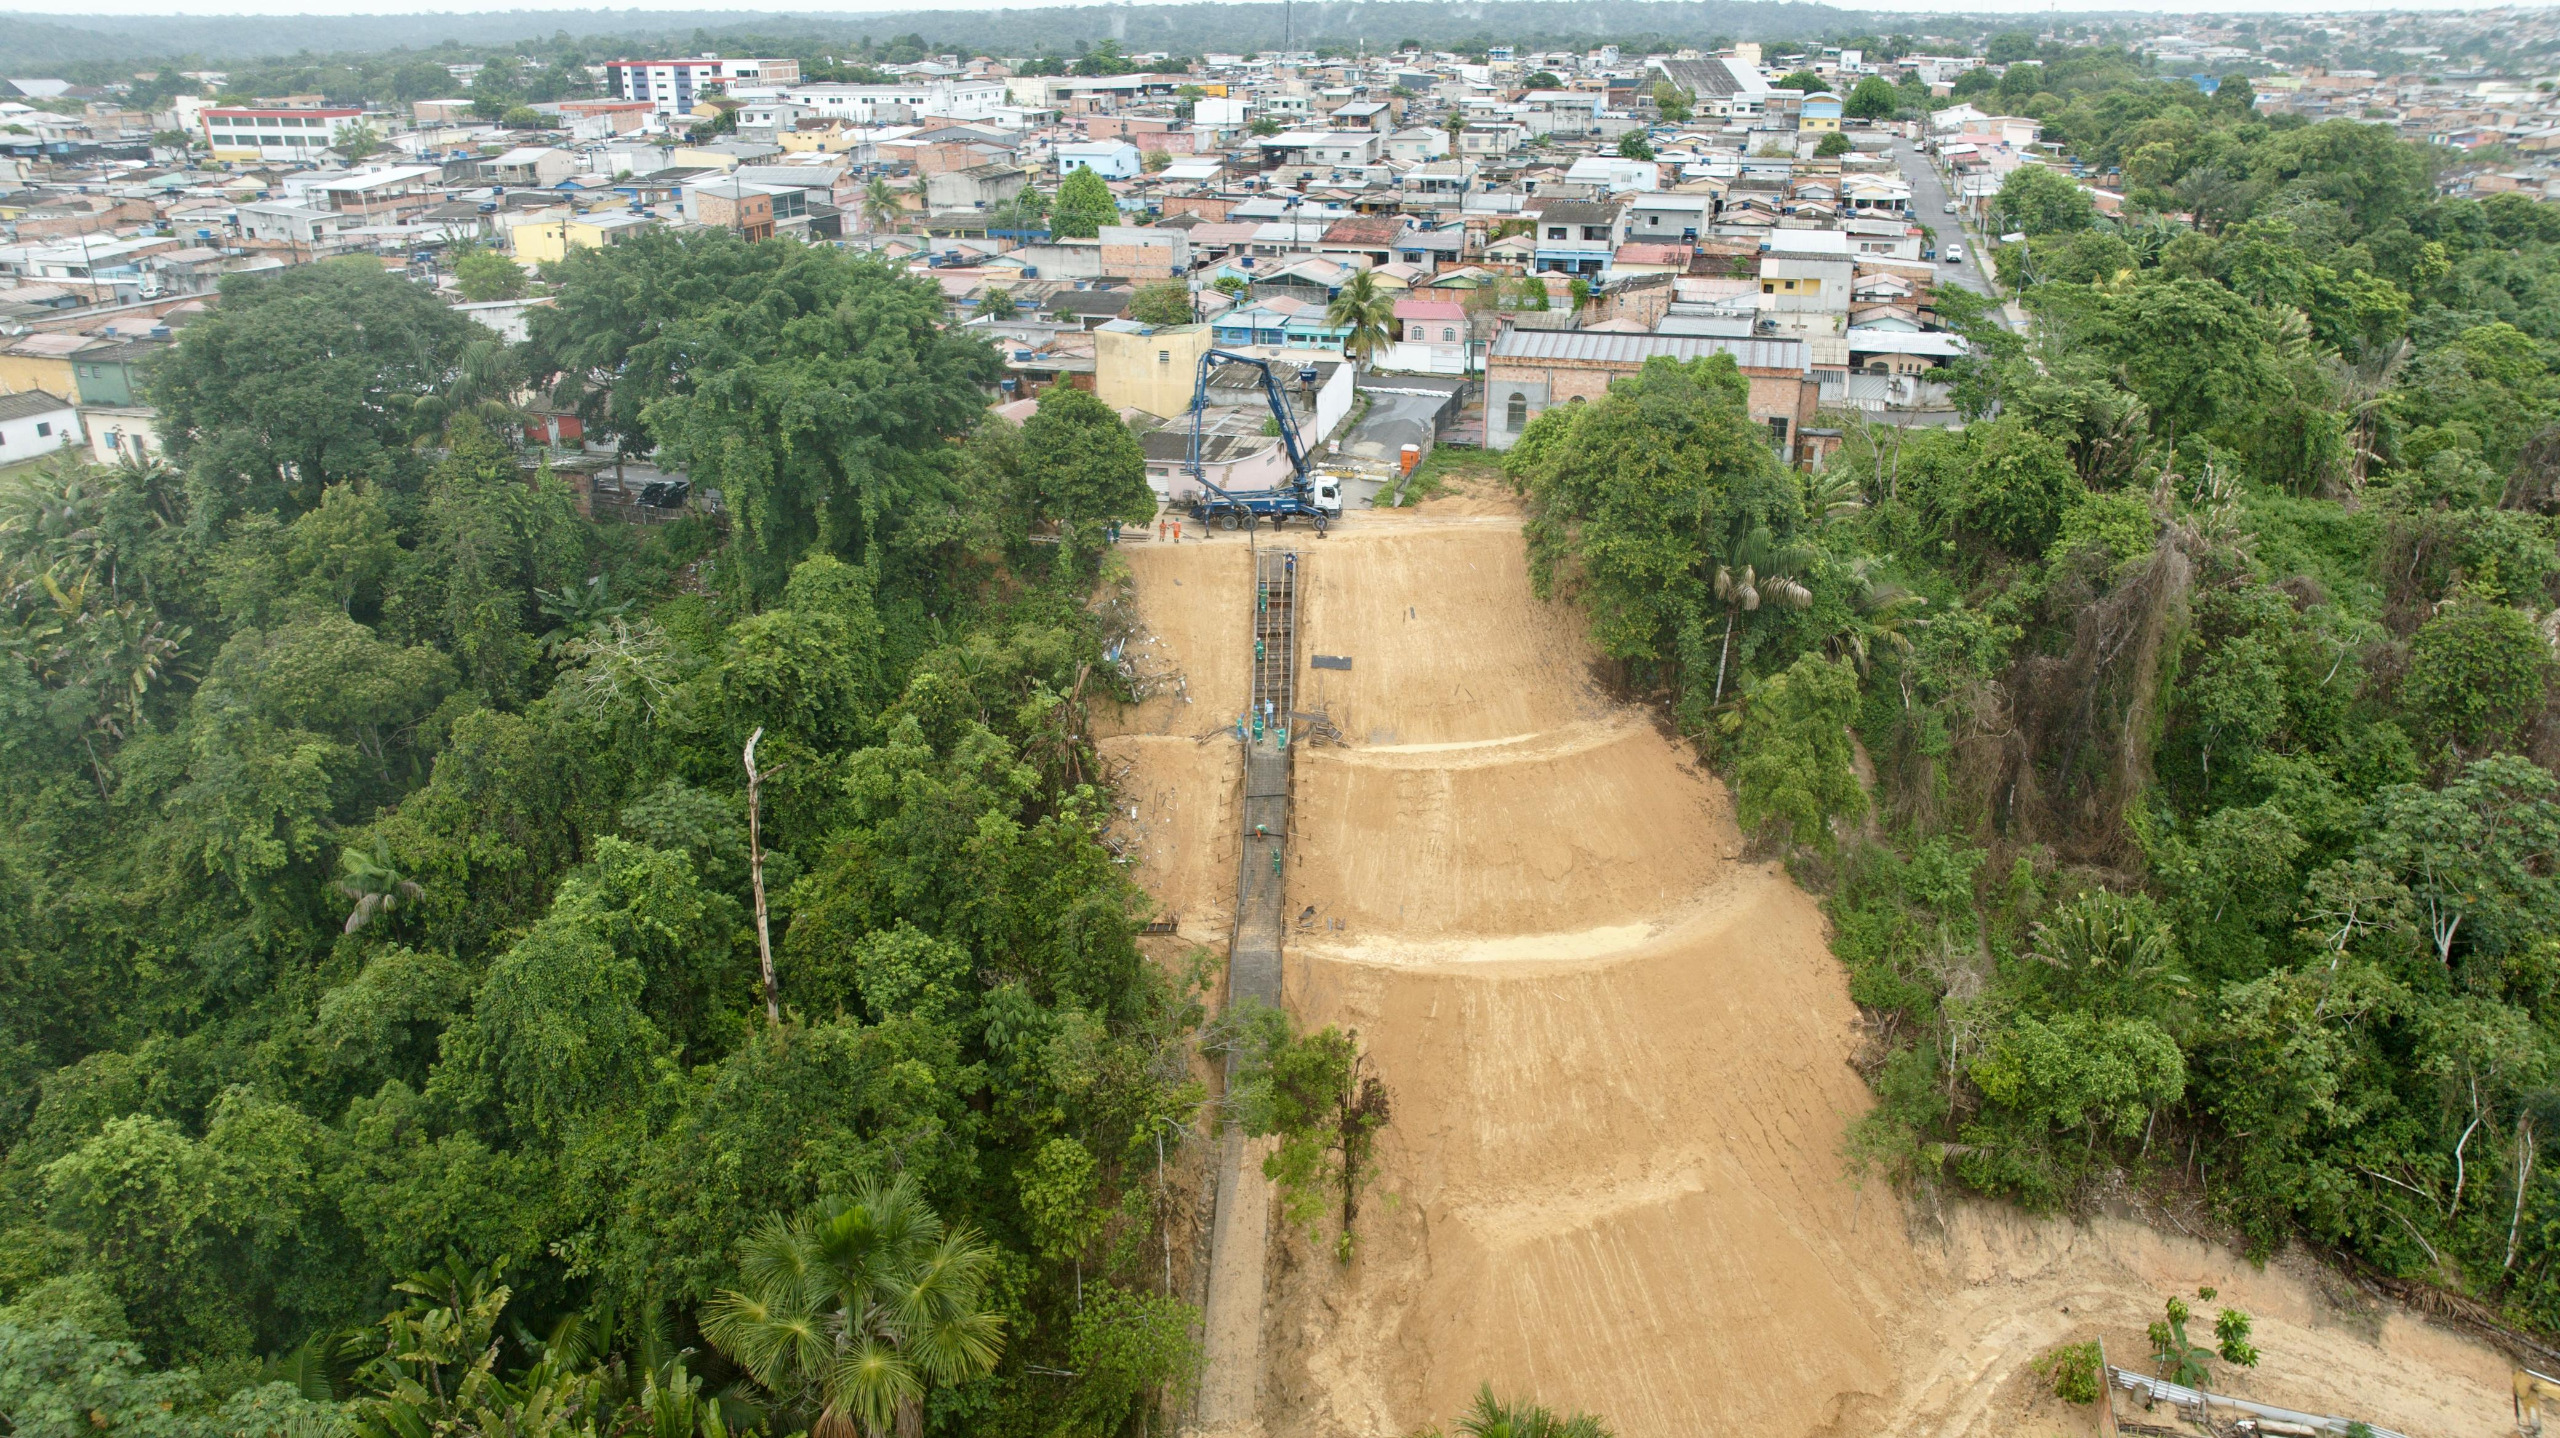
1099,490,2512,1438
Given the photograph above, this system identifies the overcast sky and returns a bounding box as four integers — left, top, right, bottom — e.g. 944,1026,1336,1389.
0,0,2518,22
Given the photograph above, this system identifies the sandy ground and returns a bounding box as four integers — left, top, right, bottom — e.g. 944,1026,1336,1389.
1107,500,2515,1438
1098,533,1259,948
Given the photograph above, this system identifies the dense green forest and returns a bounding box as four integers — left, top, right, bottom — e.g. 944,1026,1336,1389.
0,239,1195,1438
1511,79,2560,1333
7,2,1894,74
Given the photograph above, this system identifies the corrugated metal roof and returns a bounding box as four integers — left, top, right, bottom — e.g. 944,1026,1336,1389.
0,390,75,422
1844,328,1968,356
1490,327,1810,374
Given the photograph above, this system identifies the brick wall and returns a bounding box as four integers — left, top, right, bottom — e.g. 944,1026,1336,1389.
1485,355,1819,461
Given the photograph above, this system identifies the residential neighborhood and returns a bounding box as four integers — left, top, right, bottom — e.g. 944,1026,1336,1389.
0,17,2554,482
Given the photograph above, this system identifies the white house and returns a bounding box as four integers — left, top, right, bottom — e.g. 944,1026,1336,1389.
0,390,79,462
1194,97,1251,129
1626,192,1712,244
780,79,1008,124
1564,155,1663,193
1381,296,1475,374
1258,130,1383,169
482,147,580,188
200,106,369,162
1055,141,1143,180
80,406,163,465
1383,127,1452,164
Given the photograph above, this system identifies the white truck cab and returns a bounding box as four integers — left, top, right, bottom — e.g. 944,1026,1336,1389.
1313,477,1344,515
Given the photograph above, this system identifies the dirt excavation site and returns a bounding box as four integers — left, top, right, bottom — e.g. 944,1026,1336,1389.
1095,486,2514,1438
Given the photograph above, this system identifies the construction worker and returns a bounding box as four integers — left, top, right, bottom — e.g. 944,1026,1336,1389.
1252,711,1264,742
1271,849,1282,877
1258,581,1269,614
1276,726,1288,750
1255,637,1264,663
1284,553,1294,580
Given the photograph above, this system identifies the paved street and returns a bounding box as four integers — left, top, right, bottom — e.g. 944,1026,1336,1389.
1888,138,1998,301
1884,139,2017,327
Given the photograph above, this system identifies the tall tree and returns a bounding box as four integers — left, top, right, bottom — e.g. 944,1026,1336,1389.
1125,279,1193,327
1050,166,1119,240
1707,523,1817,704
1843,74,1901,120
1507,354,1798,707
152,259,479,524
1013,386,1157,547
616,246,997,596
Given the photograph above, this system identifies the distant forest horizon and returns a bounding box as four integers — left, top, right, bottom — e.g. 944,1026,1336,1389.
0,2,2095,70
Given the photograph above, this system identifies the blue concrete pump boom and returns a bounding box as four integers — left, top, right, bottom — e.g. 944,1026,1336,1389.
1181,350,1344,531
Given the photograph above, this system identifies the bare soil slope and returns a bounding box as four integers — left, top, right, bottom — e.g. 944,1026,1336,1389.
1099,505,2513,1438
1267,499,2509,1438
1097,536,1257,947
1270,510,1918,1437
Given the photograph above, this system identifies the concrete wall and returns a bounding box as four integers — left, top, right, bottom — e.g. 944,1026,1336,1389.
1310,359,1357,445
1095,322,1214,419
1375,340,1473,375
1144,441,1291,502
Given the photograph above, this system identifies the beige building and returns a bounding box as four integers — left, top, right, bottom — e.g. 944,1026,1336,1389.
1094,320,1213,418
1485,329,1821,464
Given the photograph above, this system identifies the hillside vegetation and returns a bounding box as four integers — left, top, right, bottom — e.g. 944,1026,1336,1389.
0,239,1186,1438
1511,72,2560,1332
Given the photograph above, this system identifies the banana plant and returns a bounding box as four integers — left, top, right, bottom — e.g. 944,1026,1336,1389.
337,841,424,934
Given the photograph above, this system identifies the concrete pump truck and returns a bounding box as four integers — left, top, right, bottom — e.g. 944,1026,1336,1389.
1180,349,1345,534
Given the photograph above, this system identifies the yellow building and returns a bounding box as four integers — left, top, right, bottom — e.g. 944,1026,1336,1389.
1094,320,1213,419
669,147,744,173
507,211,657,265
0,334,102,398
779,125,861,154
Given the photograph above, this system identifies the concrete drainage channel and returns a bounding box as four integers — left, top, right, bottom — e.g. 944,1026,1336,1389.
1193,544,1298,1435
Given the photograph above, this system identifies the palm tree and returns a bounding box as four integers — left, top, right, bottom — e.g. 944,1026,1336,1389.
862,177,903,235
1325,268,1397,366
703,1177,1004,1438
1802,466,1864,527
2323,336,2410,499
1822,556,1929,680
1707,523,1817,704
1450,1384,1613,1438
